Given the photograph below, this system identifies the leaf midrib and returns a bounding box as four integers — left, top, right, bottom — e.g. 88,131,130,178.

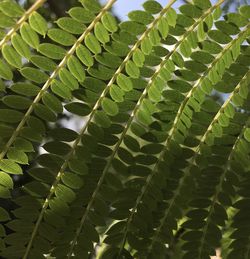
0,0,117,163
148,69,250,256
197,118,250,259
112,1,228,255
65,1,179,256
21,1,117,258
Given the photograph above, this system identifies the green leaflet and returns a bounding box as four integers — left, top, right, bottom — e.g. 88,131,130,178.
14,138,34,152
240,5,250,19
120,21,146,36
51,80,72,100
191,51,214,64
218,113,230,127
29,11,47,37
2,95,32,110
226,13,248,27
94,22,110,44
7,148,28,164
34,103,57,122
96,52,121,68
10,83,40,96
84,33,101,54
38,43,67,60
215,21,240,35
43,141,71,156
172,51,185,67
117,74,133,91
55,184,76,203
179,40,192,58
30,55,57,71
143,0,163,14
132,49,145,67
65,102,90,116
101,12,118,32
0,171,13,189
94,110,111,128
110,84,124,102
101,97,119,116
59,68,79,90
158,17,169,39
213,6,222,20
56,17,86,35
193,0,211,10
0,59,13,80
197,23,206,41
0,160,22,175
141,37,153,55
124,135,140,152
149,28,161,46
2,44,22,69
0,109,23,123
0,186,11,198
69,159,88,175
48,28,76,46
76,45,94,67
20,23,40,49
125,60,140,78
42,93,63,114
166,8,177,27
137,108,153,125
208,30,232,44
20,67,49,84
128,10,154,25
0,207,10,221
49,128,78,142
179,4,202,18
67,56,86,82
244,128,250,142
62,173,84,189
11,33,31,60
88,64,114,80
0,125,13,138
80,0,101,13
0,0,24,17
0,12,15,28
69,7,95,23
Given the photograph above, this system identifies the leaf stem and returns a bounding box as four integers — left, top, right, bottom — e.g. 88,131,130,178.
197,117,250,258
0,0,46,49
115,1,227,255
21,1,116,258
0,0,116,161
148,69,250,256
66,1,179,257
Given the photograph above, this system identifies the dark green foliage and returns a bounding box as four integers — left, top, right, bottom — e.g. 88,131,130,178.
0,0,250,258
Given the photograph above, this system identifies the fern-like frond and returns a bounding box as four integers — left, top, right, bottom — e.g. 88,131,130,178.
137,44,250,259
177,70,250,259
101,6,250,259
20,2,118,257
0,0,116,162
1,1,250,258
100,1,228,256
229,127,250,257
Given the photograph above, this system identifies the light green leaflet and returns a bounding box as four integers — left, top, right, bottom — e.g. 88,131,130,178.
29,11,47,36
